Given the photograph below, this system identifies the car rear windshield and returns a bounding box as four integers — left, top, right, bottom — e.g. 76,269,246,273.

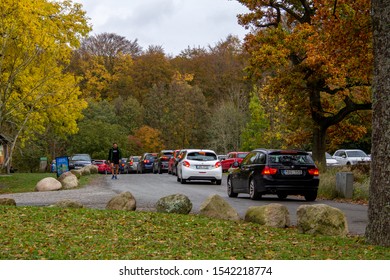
187,152,217,161
132,158,139,162
145,154,157,160
269,153,314,165
71,155,91,161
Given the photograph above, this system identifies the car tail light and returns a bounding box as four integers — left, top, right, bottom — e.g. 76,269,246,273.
308,168,319,176
215,161,221,168
183,161,190,168
262,166,278,175
144,160,149,164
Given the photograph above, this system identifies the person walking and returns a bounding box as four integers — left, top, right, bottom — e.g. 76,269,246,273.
108,142,122,179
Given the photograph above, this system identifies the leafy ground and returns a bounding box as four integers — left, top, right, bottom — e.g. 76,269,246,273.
0,173,98,194
1,206,388,260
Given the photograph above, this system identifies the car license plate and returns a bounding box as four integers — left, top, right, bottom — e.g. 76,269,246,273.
282,170,302,175
196,165,209,169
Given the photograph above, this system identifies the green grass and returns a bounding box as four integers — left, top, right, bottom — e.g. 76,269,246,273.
0,173,98,194
318,166,370,203
0,206,388,260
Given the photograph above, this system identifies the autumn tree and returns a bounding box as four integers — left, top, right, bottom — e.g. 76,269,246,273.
0,0,90,172
366,0,390,247
71,33,136,99
129,125,165,153
237,0,372,167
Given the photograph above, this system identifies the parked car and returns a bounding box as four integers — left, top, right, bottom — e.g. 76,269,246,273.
168,149,181,175
217,155,227,161
153,150,174,174
69,154,92,170
127,156,140,173
325,152,340,167
332,149,371,165
93,159,112,174
220,151,249,172
308,152,341,167
119,158,128,174
137,153,158,173
176,149,222,185
227,149,319,201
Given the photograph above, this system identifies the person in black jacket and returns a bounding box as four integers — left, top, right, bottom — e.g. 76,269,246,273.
108,143,122,179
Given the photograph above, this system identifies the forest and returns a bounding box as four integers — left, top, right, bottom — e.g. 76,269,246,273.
0,0,372,172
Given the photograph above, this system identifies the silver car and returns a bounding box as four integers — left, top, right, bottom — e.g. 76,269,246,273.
332,149,371,165
127,156,140,173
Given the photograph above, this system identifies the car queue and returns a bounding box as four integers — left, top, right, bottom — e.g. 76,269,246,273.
70,147,369,202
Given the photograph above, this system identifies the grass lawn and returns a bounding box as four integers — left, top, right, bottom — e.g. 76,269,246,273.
0,173,98,194
0,206,388,260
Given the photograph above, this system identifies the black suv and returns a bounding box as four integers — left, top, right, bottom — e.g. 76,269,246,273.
227,149,319,201
153,150,174,174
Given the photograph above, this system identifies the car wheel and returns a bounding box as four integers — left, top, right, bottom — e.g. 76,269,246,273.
304,190,317,201
227,177,238,197
153,167,157,174
216,179,222,185
158,166,162,174
249,178,261,200
181,178,187,184
277,193,288,200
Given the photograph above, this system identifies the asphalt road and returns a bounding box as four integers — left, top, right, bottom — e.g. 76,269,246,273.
108,172,368,235
0,172,368,235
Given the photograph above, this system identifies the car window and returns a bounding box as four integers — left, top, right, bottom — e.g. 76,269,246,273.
228,153,235,159
268,154,314,165
346,150,367,157
237,153,248,159
186,151,217,161
256,153,266,164
241,152,257,165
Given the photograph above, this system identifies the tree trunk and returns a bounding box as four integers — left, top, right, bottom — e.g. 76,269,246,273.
366,0,390,247
312,125,327,170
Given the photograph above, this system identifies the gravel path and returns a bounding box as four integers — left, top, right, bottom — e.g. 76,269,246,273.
0,176,117,209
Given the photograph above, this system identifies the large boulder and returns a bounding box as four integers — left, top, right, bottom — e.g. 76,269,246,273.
199,194,240,221
245,204,290,228
52,200,84,209
156,194,192,214
58,171,79,189
106,191,136,211
297,204,348,236
0,198,16,206
35,177,62,192
70,169,82,179
88,165,99,174
80,166,91,176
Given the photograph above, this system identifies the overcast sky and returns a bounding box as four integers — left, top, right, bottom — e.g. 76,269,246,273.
73,0,249,56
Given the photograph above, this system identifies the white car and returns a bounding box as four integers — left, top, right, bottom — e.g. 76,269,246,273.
333,149,371,165
325,152,340,167
177,149,222,185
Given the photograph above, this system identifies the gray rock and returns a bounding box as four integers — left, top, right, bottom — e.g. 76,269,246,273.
199,194,240,221
80,166,91,176
245,204,290,228
58,171,79,189
35,177,62,192
0,198,16,206
70,169,82,179
156,194,192,214
106,191,136,211
52,199,84,208
297,204,349,236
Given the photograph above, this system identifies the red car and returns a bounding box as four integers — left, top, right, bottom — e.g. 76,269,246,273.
168,149,181,175
220,152,249,172
94,160,112,174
